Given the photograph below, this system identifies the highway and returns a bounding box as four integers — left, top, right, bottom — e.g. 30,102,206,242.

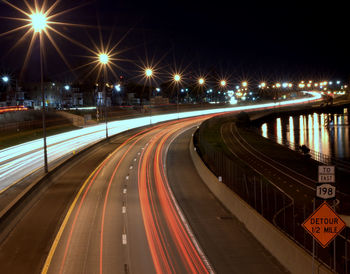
0,116,287,273
0,92,321,194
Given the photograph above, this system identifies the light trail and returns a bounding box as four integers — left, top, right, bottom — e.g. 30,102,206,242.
0,92,322,192
43,120,184,274
138,118,211,273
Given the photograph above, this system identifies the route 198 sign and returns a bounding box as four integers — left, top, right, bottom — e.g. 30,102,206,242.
316,184,336,200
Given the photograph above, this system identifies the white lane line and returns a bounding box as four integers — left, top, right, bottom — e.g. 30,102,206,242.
133,158,137,162
126,175,129,180
123,188,127,194
129,166,133,170
122,234,127,245
122,206,126,214
137,152,140,155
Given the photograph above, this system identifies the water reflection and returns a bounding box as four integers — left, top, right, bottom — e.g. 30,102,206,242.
288,117,294,145
261,123,268,138
276,118,282,144
260,109,350,160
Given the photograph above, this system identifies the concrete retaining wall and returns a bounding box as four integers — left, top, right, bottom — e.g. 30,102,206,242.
189,138,331,274
56,111,85,127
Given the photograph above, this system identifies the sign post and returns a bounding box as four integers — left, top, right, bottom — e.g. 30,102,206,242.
316,166,335,200
302,165,345,273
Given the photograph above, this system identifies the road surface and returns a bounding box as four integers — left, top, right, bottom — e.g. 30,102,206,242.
0,116,287,273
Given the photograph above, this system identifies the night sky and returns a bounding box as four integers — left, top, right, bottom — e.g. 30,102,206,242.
0,0,349,83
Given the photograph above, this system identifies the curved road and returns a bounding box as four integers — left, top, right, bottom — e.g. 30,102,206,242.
0,116,287,273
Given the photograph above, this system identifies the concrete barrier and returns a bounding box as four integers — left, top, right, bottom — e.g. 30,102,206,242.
189,137,331,274
56,111,85,127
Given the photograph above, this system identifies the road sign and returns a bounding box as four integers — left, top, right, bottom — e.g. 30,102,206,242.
318,166,335,183
316,184,336,200
302,201,346,248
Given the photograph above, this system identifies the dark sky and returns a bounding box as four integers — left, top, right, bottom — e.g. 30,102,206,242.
0,0,349,83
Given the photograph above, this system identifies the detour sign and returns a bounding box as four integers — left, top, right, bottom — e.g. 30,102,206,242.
302,201,346,248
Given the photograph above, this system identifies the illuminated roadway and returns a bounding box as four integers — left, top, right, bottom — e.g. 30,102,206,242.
0,116,286,273
0,92,321,194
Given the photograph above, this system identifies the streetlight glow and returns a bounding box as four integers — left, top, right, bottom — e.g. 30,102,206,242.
220,80,227,87
30,12,48,33
174,74,181,82
99,53,109,65
145,68,153,78
2,76,9,83
198,78,205,85
242,81,248,87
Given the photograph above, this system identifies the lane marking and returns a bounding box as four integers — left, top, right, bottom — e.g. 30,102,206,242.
122,206,126,214
122,234,127,245
126,175,129,180
41,154,112,274
129,166,133,170
123,189,127,194
41,124,167,274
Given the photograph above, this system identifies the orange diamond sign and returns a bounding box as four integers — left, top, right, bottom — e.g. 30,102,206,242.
302,201,346,248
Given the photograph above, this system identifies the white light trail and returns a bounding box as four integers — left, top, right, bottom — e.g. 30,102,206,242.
0,92,322,192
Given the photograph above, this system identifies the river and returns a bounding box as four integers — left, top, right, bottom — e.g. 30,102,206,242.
260,107,350,161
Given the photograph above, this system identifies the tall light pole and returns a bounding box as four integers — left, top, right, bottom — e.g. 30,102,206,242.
145,68,154,124
173,74,181,119
99,53,109,139
30,11,49,173
220,80,227,103
198,77,205,104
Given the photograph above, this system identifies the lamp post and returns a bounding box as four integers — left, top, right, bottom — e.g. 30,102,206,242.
145,68,153,124
198,77,205,104
220,80,227,103
98,53,109,139
30,11,49,172
173,74,181,118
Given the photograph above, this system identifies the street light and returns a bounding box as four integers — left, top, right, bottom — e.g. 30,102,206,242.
1,0,84,173
173,74,181,118
220,80,227,87
174,74,181,82
145,68,153,78
30,12,48,33
242,81,248,87
2,76,9,83
98,52,110,139
198,78,205,85
145,68,154,124
99,53,109,65
29,11,49,173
